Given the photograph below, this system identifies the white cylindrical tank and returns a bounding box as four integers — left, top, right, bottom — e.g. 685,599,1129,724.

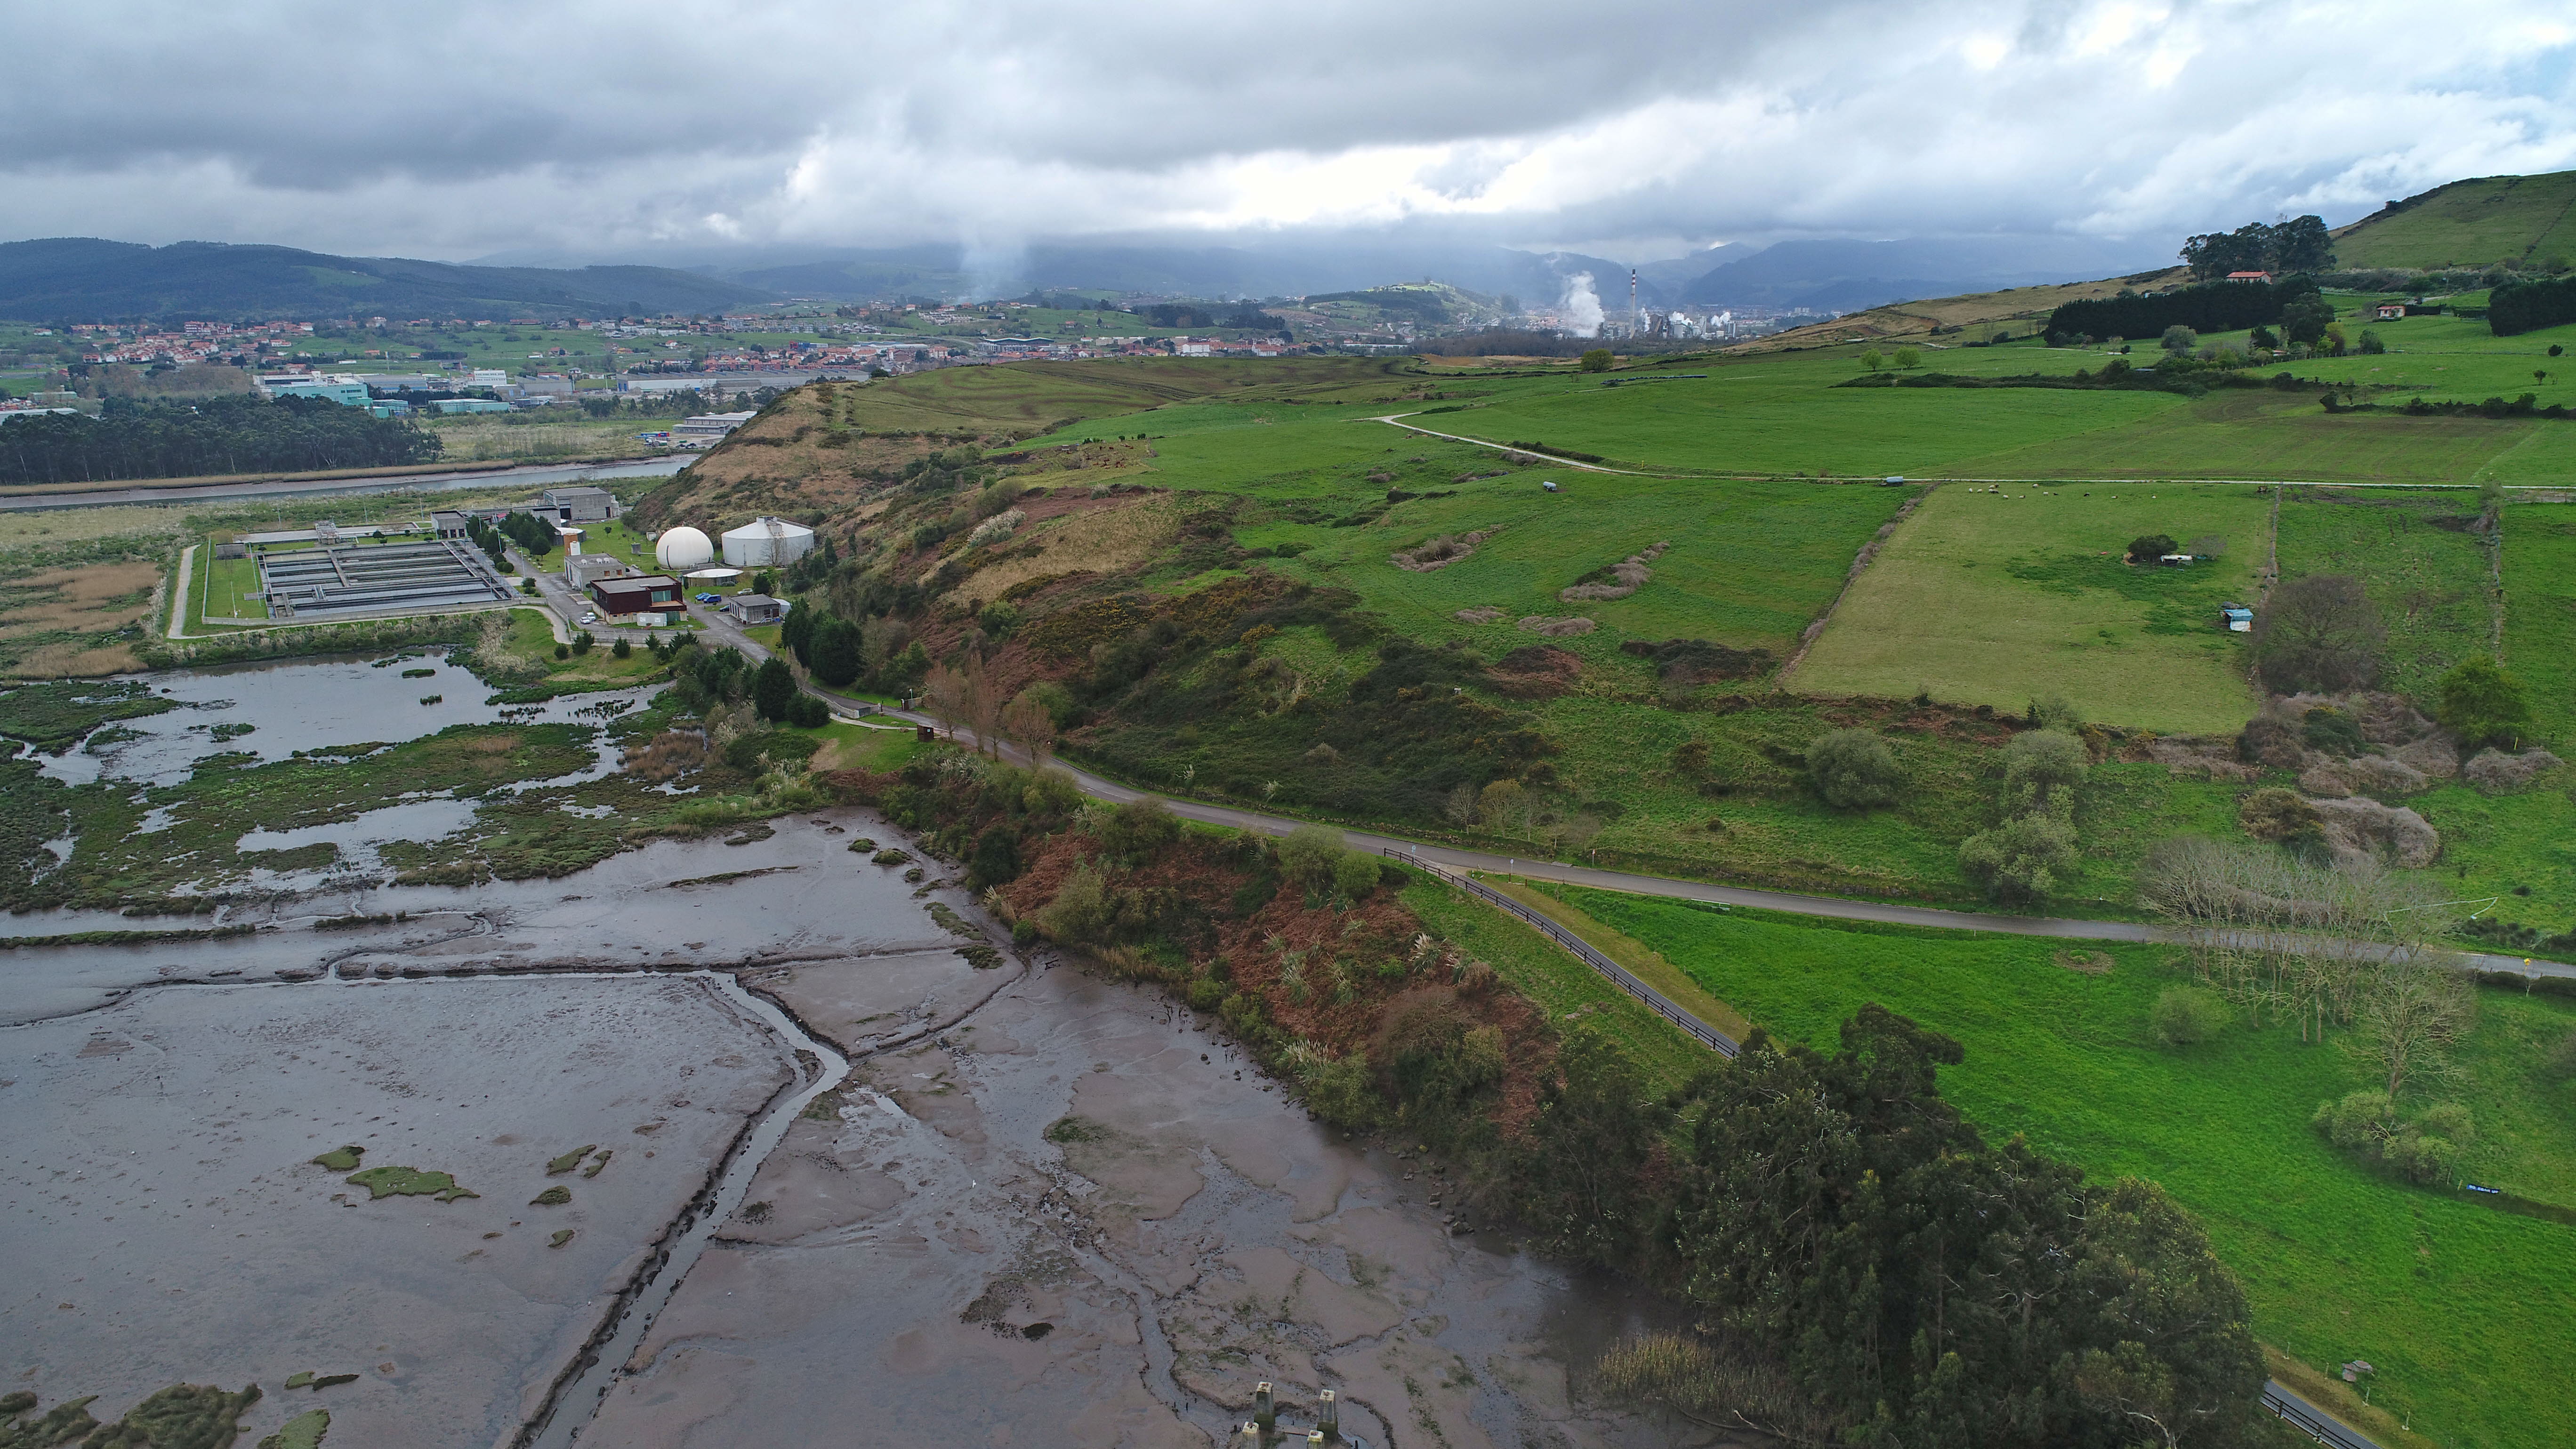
653,526,715,571
719,515,816,568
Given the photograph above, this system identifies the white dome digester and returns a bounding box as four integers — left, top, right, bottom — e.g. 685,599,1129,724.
653,526,715,571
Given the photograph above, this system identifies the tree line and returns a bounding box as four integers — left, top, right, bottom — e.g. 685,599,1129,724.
0,394,441,486
2045,278,2319,347
2488,275,2576,336
2179,215,2334,281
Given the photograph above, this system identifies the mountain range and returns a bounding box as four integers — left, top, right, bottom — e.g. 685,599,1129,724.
0,231,2176,325
0,238,771,323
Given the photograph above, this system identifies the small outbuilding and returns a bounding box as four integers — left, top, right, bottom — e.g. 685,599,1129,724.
730,594,786,626
590,573,682,615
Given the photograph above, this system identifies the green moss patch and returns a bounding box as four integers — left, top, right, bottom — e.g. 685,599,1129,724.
530,1185,571,1207
545,1145,597,1175
549,1229,576,1248
344,1165,474,1201
309,1145,363,1172
257,1409,328,1449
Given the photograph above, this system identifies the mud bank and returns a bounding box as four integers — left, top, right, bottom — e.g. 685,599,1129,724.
586,945,1716,1449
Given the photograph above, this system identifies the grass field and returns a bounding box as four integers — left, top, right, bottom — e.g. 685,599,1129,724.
534,516,656,573
1550,885,2576,1449
2332,170,2576,271
2501,504,2576,742
196,547,266,626
844,355,1433,435
2273,488,2496,701
1793,480,2270,732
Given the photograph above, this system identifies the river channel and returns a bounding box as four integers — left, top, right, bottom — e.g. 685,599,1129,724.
1,657,1722,1449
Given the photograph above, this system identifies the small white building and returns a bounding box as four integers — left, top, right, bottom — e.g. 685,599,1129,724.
720,516,816,569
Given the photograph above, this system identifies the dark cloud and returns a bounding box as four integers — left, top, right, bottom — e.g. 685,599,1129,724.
2,1,2569,262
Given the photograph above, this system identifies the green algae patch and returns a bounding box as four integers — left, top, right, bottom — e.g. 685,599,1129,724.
580,1150,612,1179
530,1185,571,1207
13,1382,266,1449
258,1409,329,1449
309,1145,363,1172
344,1165,475,1201
281,1373,311,1391
549,1229,576,1248
546,1145,597,1175
308,1376,357,1391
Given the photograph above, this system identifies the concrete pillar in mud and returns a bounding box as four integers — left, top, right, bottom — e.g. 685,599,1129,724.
1254,1381,1276,1431
1237,1423,1262,1444
1319,1388,1338,1437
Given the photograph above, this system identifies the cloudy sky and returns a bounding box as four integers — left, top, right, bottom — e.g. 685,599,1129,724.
4,0,2572,266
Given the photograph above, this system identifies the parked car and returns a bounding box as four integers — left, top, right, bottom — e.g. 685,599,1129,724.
693,592,722,604
578,612,598,625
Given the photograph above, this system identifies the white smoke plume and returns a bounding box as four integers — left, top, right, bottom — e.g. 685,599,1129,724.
1559,272,1602,338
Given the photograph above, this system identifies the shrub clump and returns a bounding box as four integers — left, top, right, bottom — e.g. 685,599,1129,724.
2313,1090,2474,1184
2150,985,2232,1046
1806,729,1902,809
2237,787,2323,845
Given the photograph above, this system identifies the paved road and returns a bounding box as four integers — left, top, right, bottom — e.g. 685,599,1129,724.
2263,1379,2383,1449
693,623,2574,987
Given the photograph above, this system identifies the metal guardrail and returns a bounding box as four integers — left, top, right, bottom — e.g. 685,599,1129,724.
2262,1381,2382,1449
1389,849,1737,1058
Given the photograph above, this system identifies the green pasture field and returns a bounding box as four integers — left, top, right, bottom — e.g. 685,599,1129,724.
1550,884,2576,1449
2272,488,2495,701
1943,385,2570,483
1792,480,2269,733
2333,171,2576,271
2502,505,2576,742
845,355,1434,435
1406,350,2190,476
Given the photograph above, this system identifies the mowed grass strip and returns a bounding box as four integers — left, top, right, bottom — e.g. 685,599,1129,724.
1562,886,2576,1449
1793,480,2267,732
1400,875,1713,1093
1482,876,1751,1041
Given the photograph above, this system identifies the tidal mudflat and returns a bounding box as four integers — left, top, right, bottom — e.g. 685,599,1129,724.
3,655,1708,1448
585,947,1701,1449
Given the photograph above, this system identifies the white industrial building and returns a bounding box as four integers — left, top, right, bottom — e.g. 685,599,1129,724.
720,516,816,568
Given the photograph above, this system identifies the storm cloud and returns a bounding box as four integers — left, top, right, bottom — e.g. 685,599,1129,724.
4,0,2571,264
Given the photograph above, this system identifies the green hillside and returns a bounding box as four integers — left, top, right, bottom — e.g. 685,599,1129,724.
2334,170,2576,271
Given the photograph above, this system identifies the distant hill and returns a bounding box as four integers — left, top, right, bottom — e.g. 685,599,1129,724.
0,238,777,322
2331,171,2576,271
1721,266,2191,353
1679,236,2168,313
